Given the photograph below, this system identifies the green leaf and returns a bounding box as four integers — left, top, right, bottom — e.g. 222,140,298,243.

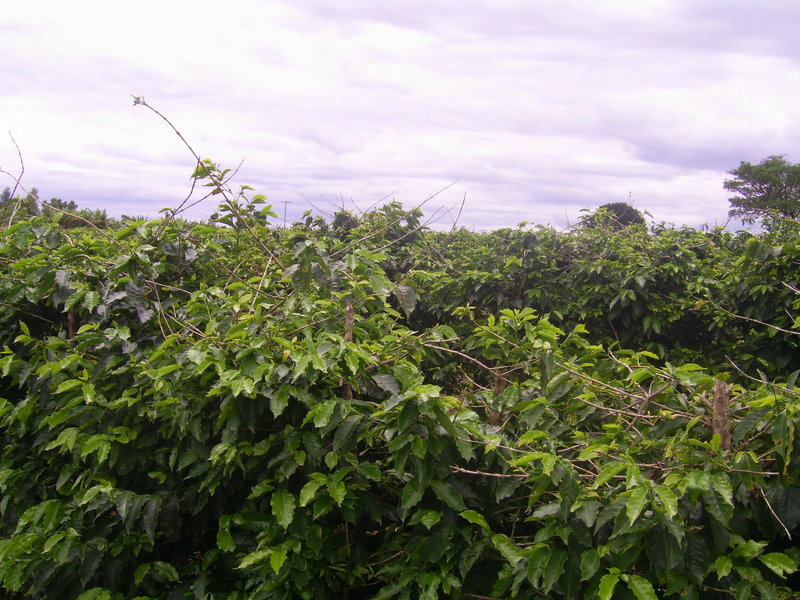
575,500,600,528
151,561,180,582
394,284,417,316
711,473,733,506
432,403,458,438
270,546,288,573
76,589,111,600
685,470,711,495
626,487,649,526
400,477,425,511
155,364,181,378
55,379,82,394
238,549,270,569
542,548,567,593
430,480,466,511
598,573,620,600
45,427,78,452
459,509,490,532
134,564,151,585
491,533,522,565
655,485,679,518
580,548,600,581
734,581,752,600
545,371,573,402
271,490,295,530
327,479,347,506
217,516,235,552
625,574,658,600
527,544,550,587
732,539,766,559
593,461,627,488
758,552,797,578
313,399,337,428
715,556,733,579
300,478,326,507
82,382,96,404
411,509,442,530
269,388,290,418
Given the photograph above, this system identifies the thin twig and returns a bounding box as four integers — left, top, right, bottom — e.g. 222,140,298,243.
760,486,792,539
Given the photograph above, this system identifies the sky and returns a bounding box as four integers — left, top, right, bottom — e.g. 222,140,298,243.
2,1,799,230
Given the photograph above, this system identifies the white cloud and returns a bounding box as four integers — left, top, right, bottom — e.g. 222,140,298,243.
2,0,799,228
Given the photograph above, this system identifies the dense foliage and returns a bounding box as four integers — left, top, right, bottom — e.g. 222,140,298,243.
0,175,799,599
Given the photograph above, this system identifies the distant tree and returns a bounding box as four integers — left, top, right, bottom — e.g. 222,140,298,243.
0,187,40,225
42,198,109,228
583,202,645,229
724,155,800,223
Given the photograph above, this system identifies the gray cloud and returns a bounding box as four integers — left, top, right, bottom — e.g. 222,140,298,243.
1,0,798,229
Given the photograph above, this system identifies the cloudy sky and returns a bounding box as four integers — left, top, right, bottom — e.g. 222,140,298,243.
2,1,798,229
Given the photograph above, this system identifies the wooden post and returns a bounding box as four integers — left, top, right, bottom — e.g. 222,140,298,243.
341,296,354,400
711,379,732,453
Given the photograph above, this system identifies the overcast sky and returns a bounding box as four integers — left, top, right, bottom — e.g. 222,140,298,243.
2,1,798,229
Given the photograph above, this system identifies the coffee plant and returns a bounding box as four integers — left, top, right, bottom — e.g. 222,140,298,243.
0,161,799,599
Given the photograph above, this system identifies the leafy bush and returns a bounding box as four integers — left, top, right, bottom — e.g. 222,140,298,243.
1,189,799,600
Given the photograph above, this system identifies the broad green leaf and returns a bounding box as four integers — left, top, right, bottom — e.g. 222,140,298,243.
527,544,550,587
155,364,181,378
394,283,417,316
369,274,391,295
430,480,466,511
134,564,151,585
43,532,65,553
269,388,290,418
249,479,275,500
419,577,438,600
545,371,573,402
270,546,288,573
734,581,752,600
715,556,733,579
459,509,490,532
410,434,426,458
55,379,82,394
593,461,627,488
491,533,522,565
655,485,679,518
626,487,649,526
625,574,658,600
685,470,711,495
400,477,425,511
575,500,600,527
580,548,600,581
542,548,567,593
271,490,295,530
76,589,111,600
410,509,442,530
300,478,325,507
45,427,78,452
432,403,458,438
758,552,797,577
711,473,733,506
238,549,271,569
327,479,346,506
216,526,235,553
598,573,620,600
313,399,337,428
732,539,766,559
151,561,179,582
82,382,96,404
